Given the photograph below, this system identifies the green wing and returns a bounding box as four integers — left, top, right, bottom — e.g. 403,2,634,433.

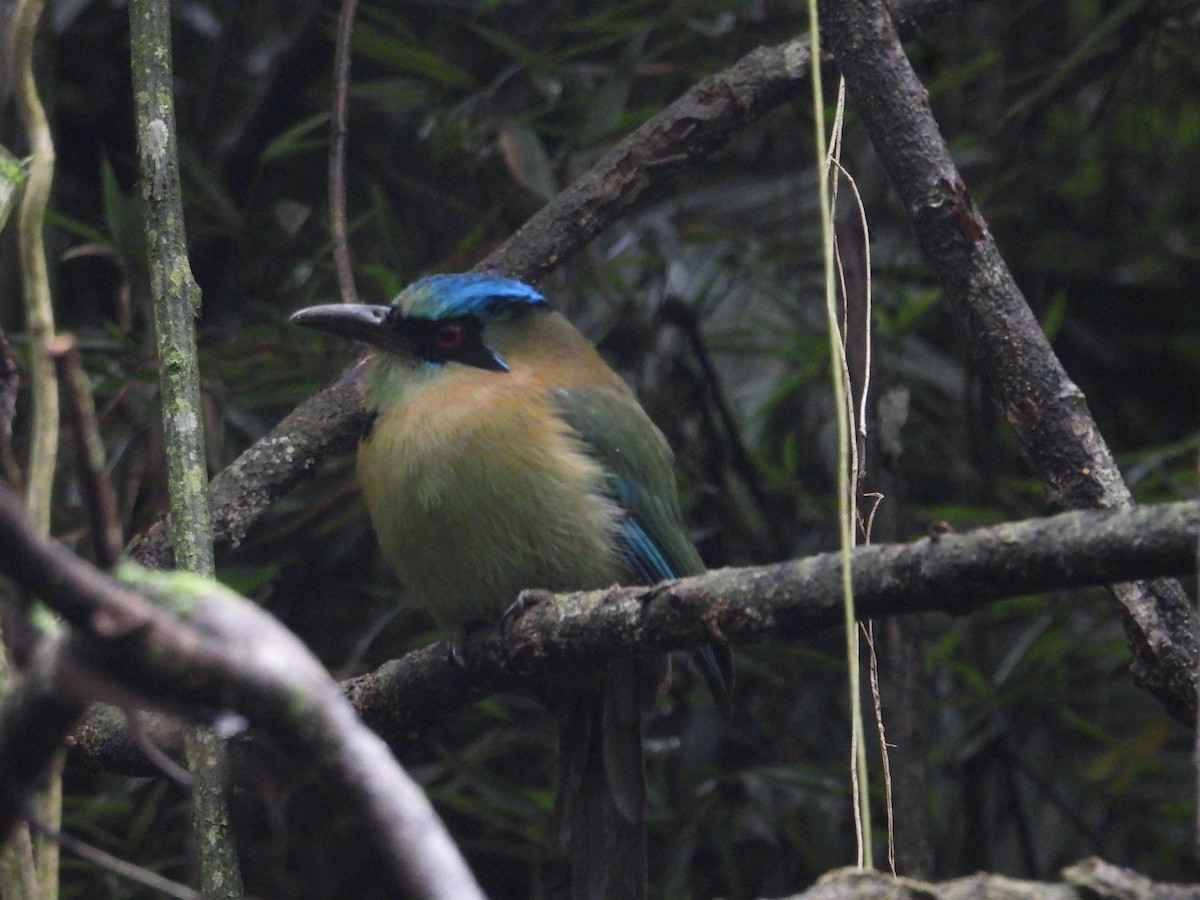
551,384,733,697
550,385,704,582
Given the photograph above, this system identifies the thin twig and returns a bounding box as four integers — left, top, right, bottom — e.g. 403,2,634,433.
807,1,872,868
0,327,22,492
49,336,123,569
330,0,359,305
26,815,201,900
863,622,896,875
11,0,62,891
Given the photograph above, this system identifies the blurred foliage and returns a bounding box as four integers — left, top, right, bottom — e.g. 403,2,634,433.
1,0,1199,896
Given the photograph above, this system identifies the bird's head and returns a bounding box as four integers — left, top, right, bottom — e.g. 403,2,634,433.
290,273,547,373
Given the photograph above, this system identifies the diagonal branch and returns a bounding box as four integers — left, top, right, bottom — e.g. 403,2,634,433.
816,0,1199,724
0,484,484,900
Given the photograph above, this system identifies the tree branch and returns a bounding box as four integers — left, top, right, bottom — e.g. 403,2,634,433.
76,499,1200,772
128,0,240,889
329,0,360,305
9,0,62,891
49,336,123,569
0,484,484,900
12,0,57,537
817,0,1199,724
789,857,1200,900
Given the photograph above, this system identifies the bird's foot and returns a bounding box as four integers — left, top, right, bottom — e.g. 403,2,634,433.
447,625,472,669
501,588,553,637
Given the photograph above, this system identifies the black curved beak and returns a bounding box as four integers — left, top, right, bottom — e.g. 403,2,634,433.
290,304,395,349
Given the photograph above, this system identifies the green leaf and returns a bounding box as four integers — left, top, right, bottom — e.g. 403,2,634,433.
262,113,331,163
353,22,475,88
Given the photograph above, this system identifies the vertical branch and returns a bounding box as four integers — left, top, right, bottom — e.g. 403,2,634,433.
7,0,61,896
1195,450,1200,868
127,1,243,897
817,0,1198,724
870,386,935,877
830,97,888,869
330,0,359,304
12,0,57,537
127,6,212,576
0,328,21,492
806,2,873,868
50,337,124,569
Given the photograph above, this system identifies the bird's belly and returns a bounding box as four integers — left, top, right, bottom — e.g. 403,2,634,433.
357,390,624,628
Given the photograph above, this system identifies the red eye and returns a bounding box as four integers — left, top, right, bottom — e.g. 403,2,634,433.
434,324,466,350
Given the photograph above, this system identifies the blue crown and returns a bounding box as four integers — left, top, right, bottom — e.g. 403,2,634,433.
398,274,546,320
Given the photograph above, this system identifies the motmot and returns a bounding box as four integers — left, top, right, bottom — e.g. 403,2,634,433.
291,273,729,899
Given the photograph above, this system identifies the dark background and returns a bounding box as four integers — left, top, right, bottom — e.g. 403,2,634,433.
2,0,1198,896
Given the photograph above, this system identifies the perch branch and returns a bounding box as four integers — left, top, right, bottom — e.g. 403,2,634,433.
75,499,1200,771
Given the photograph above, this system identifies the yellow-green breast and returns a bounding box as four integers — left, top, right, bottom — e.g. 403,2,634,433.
357,313,627,627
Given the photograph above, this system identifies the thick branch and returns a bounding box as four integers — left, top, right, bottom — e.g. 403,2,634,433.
357,497,1200,745
817,0,1198,724
129,0,237,889
79,500,1200,769
128,0,213,576
791,858,1200,900
0,485,483,900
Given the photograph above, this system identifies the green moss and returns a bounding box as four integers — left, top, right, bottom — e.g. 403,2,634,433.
114,560,212,616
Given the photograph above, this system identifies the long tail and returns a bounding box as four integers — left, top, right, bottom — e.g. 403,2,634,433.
554,655,666,900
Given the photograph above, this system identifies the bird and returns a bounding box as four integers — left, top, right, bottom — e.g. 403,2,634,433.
291,273,730,899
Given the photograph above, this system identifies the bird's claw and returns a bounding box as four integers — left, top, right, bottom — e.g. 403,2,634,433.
447,625,470,669
501,588,553,637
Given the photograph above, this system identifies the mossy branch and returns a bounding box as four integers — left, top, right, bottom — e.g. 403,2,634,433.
5,0,60,895
127,0,240,895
